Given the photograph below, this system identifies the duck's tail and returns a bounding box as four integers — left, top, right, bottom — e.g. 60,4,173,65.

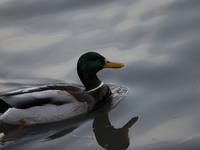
0,98,12,114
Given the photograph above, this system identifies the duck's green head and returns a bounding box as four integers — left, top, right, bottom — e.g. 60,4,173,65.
77,52,124,91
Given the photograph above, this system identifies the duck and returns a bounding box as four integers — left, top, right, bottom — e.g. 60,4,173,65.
0,52,124,125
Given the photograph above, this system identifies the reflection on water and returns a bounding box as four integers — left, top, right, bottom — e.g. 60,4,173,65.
93,114,138,150
92,87,138,150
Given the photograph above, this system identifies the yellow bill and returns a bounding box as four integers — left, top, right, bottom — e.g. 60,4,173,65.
103,59,124,68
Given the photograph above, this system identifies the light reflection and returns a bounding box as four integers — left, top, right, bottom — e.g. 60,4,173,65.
1,34,65,52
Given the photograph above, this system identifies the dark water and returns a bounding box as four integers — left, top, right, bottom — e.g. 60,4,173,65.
0,0,200,149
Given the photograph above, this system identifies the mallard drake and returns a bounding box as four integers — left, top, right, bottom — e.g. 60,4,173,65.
0,52,124,124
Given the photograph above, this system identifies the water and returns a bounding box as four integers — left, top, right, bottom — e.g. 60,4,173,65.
0,0,200,149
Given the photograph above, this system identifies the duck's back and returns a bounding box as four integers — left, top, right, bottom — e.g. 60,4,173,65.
0,84,89,124
0,84,83,109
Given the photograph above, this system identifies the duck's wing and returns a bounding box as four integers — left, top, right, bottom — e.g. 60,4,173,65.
0,84,83,109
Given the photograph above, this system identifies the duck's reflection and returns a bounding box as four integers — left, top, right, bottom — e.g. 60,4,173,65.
93,114,138,150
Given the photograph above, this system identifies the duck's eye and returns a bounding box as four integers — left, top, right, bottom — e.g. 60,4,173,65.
92,57,98,61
